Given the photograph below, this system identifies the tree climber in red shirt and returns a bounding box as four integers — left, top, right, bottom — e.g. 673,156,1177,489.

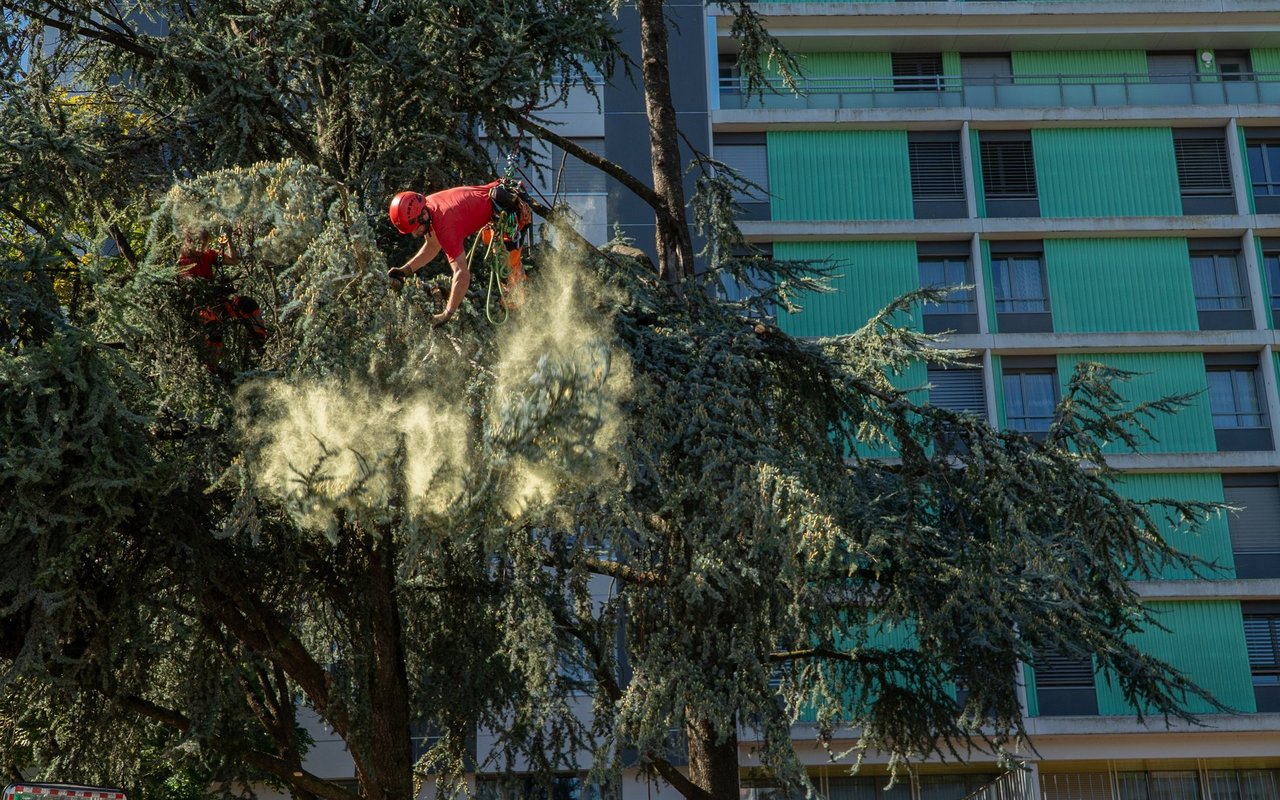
387,180,532,325
177,228,268,367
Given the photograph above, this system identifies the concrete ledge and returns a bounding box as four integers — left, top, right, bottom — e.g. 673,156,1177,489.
713,105,1280,130
739,215,1280,241
1133,577,1280,598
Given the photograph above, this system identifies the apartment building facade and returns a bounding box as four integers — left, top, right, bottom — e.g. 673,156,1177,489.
708,2,1280,800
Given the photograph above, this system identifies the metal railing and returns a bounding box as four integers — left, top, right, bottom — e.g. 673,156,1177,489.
718,72,1280,111
962,769,1038,800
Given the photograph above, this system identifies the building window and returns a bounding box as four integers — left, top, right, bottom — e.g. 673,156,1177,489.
1243,602,1280,712
928,362,986,417
1224,475,1280,580
908,131,966,219
1117,771,1202,800
990,243,1052,333
1190,244,1252,330
1263,244,1280,324
918,242,976,334
979,132,1039,218
1206,770,1280,800
718,55,741,95
1147,51,1198,84
892,52,944,92
1246,136,1280,213
714,133,769,221
1002,357,1058,437
961,53,1013,86
1033,647,1097,716
1208,366,1267,428
477,775,619,800
1174,129,1236,214
1206,355,1272,451
1216,50,1253,81
544,138,607,195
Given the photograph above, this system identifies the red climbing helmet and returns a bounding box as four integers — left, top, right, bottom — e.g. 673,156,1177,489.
389,191,428,234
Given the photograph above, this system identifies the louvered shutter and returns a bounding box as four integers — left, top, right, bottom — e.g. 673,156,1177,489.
1175,137,1232,196
1035,650,1095,688
980,140,1037,198
717,144,769,200
1243,615,1280,672
548,138,607,194
1042,773,1116,800
1224,486,1280,554
910,140,964,200
892,53,944,91
928,368,986,415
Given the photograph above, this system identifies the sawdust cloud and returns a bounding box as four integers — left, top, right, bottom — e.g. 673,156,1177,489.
243,243,629,533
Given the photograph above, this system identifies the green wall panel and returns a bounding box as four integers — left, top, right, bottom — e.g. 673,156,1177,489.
1011,50,1148,84
1055,352,1215,454
942,52,961,91
1033,129,1181,218
776,241,919,336
1022,662,1040,717
1109,473,1234,580
793,52,891,79
1252,48,1280,77
1095,600,1256,715
1045,238,1196,331
776,240,923,458
768,131,913,221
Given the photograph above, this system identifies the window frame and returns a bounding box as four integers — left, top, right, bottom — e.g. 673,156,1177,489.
1173,129,1236,214
1002,358,1059,436
908,131,966,219
1032,647,1098,716
891,52,945,92
1207,366,1267,430
1249,139,1280,198
918,244,978,333
1242,600,1280,711
979,131,1040,218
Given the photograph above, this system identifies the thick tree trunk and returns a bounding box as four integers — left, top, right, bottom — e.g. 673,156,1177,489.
686,716,741,800
635,0,695,284
354,527,415,800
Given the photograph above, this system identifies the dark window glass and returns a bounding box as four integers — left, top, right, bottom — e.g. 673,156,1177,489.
1207,368,1267,428
992,255,1048,312
1248,142,1280,196
1217,51,1253,81
1004,370,1057,433
1265,252,1280,322
919,256,975,313
1191,252,1249,310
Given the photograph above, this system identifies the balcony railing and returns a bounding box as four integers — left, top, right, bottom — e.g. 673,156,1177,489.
718,72,1280,111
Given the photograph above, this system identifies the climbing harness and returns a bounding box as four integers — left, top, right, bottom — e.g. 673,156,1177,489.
475,153,533,325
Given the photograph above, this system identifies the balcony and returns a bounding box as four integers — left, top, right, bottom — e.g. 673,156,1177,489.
718,72,1280,112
